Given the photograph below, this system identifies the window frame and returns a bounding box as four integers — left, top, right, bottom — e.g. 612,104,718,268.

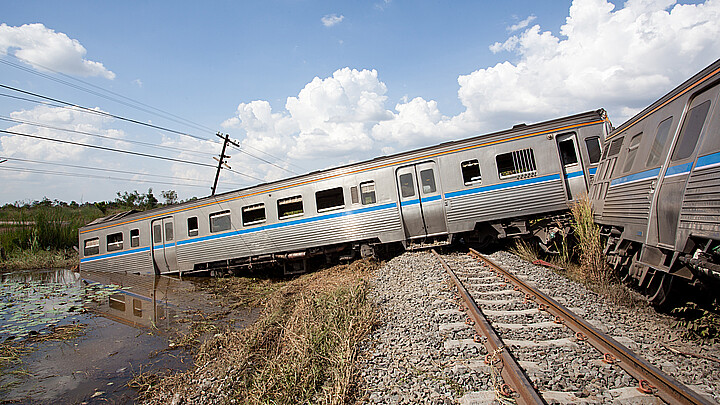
315,187,345,212
209,210,232,233
622,133,643,173
84,237,100,256
584,136,602,164
187,216,199,237
359,181,377,205
646,117,673,168
130,228,140,247
496,148,538,180
461,159,482,186
277,196,304,219
242,203,267,226
399,173,415,198
106,232,124,252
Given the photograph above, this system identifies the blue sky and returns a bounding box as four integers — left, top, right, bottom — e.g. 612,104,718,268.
0,0,718,204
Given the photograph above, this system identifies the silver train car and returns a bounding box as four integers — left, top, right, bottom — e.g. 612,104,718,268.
590,58,720,305
79,110,609,275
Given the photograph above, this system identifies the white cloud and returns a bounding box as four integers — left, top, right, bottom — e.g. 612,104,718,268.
479,0,720,125
321,14,345,27
220,0,720,186
0,23,115,79
508,15,537,32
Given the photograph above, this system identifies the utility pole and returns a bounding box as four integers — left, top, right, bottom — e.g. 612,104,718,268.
211,132,239,196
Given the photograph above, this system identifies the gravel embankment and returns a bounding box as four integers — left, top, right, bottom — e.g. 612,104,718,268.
357,250,720,404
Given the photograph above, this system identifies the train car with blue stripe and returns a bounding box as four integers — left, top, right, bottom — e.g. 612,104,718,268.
79,109,609,276
590,58,720,305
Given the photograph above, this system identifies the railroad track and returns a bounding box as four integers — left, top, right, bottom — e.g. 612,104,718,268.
432,248,712,405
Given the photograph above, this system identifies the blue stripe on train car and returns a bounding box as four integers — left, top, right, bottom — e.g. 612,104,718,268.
566,170,583,179
695,151,720,170
589,167,597,175
665,162,692,177
81,246,151,263
443,173,561,199
400,199,420,207
610,167,661,187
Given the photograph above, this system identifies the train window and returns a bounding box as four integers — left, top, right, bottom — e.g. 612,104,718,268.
153,224,162,243
84,238,99,256
607,137,624,156
461,160,482,185
623,133,643,173
399,174,415,197
496,148,537,179
164,222,174,242
350,186,359,204
133,299,142,318
646,117,673,167
242,204,266,225
671,100,711,161
419,169,437,193
130,229,140,247
316,187,345,212
210,210,231,233
109,294,125,312
107,232,123,252
558,138,578,166
187,217,199,237
584,137,602,163
278,196,304,219
360,181,377,204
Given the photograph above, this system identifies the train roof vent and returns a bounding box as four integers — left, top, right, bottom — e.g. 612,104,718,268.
512,123,527,129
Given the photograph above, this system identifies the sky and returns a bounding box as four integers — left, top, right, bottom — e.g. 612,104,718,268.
0,0,718,204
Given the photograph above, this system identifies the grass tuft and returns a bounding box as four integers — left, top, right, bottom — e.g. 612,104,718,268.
139,259,379,405
569,194,613,285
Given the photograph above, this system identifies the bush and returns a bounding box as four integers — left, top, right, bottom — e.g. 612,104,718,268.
570,195,613,285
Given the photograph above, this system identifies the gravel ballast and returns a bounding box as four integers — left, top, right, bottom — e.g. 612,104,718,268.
357,250,720,404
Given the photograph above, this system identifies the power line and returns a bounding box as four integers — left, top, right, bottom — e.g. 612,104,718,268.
0,156,251,188
0,165,236,191
227,143,299,175
0,128,267,183
0,57,216,135
0,59,307,172
0,82,217,144
0,115,217,159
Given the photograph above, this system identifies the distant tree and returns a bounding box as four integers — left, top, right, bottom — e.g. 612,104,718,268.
143,188,158,210
161,190,178,205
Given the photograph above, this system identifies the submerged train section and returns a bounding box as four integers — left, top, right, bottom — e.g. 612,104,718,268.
79,110,609,276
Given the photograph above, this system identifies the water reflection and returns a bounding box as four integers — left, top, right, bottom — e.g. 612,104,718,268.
1,268,232,404
81,271,194,333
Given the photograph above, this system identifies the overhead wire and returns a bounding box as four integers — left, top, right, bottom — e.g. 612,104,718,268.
0,165,236,191
1,56,308,172
0,156,251,188
0,128,266,183
0,115,217,159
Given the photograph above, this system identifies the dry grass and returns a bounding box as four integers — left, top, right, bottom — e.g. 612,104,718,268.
140,259,380,405
569,195,614,286
0,249,78,271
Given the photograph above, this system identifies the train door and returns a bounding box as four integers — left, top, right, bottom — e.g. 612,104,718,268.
556,133,587,201
151,217,177,274
647,87,718,248
395,161,447,240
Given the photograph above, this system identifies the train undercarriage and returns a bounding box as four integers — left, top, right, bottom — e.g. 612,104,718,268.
602,226,720,306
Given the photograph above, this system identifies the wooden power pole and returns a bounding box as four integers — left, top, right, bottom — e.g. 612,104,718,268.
211,132,240,196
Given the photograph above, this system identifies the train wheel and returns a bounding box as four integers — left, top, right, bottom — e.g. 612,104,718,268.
645,270,674,307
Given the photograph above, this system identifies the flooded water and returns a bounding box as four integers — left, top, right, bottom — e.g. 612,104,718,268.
0,268,259,404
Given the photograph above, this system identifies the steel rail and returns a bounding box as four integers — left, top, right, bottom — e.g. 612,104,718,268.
468,248,712,405
431,249,546,405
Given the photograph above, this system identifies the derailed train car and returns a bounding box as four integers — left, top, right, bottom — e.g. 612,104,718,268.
79,110,609,275
590,58,720,305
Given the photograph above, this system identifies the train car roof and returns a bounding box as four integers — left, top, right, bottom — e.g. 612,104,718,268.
607,58,720,140
80,109,607,232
